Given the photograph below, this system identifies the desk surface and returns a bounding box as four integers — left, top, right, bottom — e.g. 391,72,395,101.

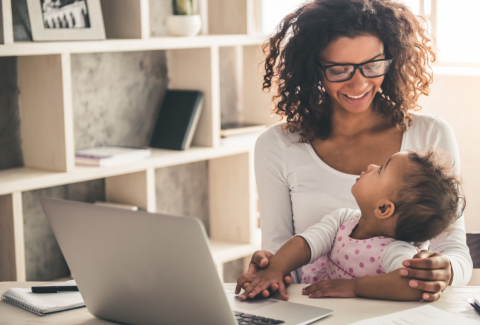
1,282,479,325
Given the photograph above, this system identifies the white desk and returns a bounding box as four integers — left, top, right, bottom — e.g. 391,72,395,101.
1,282,479,324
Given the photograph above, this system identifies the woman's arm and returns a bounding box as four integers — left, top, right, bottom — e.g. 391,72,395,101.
427,116,472,284
254,126,295,255
239,126,296,296
401,116,472,293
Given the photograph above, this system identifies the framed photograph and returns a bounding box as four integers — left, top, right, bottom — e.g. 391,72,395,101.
26,0,105,41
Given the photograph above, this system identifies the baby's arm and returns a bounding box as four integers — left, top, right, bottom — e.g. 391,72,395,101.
237,236,311,300
355,271,423,300
302,270,423,301
237,208,358,300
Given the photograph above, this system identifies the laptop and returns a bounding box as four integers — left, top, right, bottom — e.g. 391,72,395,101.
41,198,333,325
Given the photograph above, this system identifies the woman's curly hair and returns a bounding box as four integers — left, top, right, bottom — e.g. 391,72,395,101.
262,0,436,141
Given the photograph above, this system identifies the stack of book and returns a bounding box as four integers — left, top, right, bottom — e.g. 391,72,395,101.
75,146,151,167
220,122,267,145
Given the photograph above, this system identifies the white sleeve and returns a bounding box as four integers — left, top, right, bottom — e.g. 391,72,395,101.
427,116,473,285
255,127,295,254
381,241,419,273
296,208,359,263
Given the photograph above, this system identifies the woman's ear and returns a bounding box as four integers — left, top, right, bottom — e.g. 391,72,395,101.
374,201,395,219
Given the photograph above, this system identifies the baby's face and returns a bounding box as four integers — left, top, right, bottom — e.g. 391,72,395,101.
351,152,410,211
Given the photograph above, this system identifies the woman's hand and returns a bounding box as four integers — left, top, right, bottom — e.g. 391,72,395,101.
302,279,356,298
235,250,292,298
399,250,452,302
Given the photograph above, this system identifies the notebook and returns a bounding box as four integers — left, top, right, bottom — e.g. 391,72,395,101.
75,146,151,167
150,90,204,150
1,280,85,316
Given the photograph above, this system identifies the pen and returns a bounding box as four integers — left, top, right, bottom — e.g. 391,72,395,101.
31,286,79,293
466,299,480,314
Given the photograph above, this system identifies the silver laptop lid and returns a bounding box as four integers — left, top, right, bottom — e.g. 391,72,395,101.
41,198,237,325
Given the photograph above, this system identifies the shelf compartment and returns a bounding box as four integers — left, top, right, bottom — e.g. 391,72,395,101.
209,152,256,244
210,239,260,264
0,144,253,196
208,0,255,35
0,35,267,57
105,168,156,213
0,0,13,44
168,46,220,147
101,0,150,40
18,53,75,173
0,192,25,281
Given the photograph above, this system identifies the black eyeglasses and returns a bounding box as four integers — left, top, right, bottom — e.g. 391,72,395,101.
317,58,393,83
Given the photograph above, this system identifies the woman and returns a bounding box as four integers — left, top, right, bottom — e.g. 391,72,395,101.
246,0,472,302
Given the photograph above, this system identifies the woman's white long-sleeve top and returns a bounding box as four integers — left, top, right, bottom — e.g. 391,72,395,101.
254,113,472,285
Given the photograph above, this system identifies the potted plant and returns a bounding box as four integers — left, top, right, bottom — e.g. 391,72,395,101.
166,0,202,37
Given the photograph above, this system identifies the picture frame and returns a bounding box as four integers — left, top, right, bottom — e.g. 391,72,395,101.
26,0,105,41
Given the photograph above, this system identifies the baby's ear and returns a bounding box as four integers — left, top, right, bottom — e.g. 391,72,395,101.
374,201,395,219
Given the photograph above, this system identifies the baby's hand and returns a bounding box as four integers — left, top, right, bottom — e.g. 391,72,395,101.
236,268,289,301
302,279,357,298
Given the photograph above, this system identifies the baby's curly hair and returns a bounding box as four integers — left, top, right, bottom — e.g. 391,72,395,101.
262,0,436,141
394,150,465,245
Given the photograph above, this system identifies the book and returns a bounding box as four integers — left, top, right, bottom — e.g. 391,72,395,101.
150,90,204,150
220,131,263,146
1,280,85,316
220,122,267,138
75,146,151,167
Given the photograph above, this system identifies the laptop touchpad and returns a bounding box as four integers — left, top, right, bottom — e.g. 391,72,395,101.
226,292,278,312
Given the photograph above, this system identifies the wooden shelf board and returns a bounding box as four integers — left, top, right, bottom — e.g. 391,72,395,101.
0,34,267,57
0,143,253,195
210,239,261,264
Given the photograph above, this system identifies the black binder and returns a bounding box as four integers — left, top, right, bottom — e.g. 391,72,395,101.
150,90,204,150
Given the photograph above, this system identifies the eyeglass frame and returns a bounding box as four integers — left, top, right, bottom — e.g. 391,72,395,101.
316,57,393,83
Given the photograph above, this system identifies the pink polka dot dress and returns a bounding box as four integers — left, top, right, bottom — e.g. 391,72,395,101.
301,214,396,283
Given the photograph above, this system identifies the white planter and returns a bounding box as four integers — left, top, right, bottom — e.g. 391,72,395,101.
166,15,202,37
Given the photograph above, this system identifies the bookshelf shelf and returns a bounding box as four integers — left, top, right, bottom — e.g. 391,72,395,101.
0,35,267,57
0,144,254,196
0,0,273,283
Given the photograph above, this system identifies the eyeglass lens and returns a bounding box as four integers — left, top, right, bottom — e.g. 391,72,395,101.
325,59,391,82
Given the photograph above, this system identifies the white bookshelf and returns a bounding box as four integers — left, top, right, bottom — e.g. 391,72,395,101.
0,35,267,57
0,0,273,282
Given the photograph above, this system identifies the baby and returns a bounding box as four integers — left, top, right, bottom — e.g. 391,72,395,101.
236,149,465,301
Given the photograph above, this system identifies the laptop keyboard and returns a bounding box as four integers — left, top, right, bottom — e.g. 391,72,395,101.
234,311,285,324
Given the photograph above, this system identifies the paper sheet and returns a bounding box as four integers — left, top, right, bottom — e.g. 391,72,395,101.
348,305,479,325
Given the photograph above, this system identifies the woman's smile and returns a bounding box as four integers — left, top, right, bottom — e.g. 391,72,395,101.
340,88,373,105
